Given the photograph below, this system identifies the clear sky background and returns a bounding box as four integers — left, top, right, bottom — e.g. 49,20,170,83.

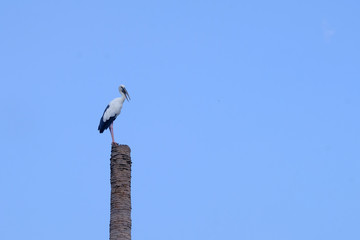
1,1,359,239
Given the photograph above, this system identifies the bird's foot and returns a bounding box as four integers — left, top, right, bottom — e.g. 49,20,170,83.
111,142,119,146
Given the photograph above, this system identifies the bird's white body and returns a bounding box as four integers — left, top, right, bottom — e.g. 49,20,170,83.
102,96,125,122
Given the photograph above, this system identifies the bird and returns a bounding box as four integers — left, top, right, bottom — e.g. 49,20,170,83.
98,85,130,144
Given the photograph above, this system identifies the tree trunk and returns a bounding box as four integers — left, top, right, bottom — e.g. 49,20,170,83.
110,144,132,240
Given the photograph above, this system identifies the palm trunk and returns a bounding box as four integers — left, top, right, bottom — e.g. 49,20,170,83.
110,144,132,240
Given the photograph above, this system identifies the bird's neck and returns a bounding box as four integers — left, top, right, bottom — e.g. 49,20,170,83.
119,92,126,103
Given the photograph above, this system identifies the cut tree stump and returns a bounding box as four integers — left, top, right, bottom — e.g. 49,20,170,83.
110,144,132,240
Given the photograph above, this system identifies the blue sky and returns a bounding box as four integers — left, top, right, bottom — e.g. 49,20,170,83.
1,1,359,239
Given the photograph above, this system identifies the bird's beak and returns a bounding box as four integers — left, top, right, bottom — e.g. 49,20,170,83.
125,89,131,101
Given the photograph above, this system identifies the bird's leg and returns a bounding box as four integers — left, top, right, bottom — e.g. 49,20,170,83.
109,123,115,144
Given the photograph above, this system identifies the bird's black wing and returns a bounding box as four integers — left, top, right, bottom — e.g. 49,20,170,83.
98,105,117,133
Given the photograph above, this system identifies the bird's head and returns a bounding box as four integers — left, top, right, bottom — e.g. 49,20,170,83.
119,85,131,101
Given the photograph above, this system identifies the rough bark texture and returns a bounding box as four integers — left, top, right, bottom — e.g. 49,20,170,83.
110,144,132,240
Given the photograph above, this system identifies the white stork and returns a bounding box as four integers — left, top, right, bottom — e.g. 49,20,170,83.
98,85,130,144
